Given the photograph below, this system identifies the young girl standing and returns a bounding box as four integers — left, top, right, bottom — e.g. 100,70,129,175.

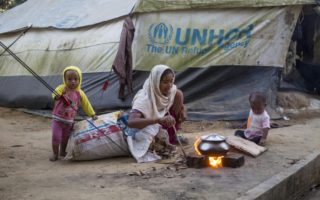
50,66,97,161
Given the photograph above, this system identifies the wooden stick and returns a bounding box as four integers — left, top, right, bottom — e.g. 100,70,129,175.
169,114,187,159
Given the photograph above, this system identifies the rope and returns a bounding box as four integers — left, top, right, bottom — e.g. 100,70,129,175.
0,25,32,57
0,41,129,154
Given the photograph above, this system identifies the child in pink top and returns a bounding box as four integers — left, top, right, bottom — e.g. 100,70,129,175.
235,92,270,146
50,66,97,161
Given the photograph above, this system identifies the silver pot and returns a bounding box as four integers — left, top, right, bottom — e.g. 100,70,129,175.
197,134,230,157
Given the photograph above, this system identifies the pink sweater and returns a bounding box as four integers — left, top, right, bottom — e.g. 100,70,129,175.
52,88,81,124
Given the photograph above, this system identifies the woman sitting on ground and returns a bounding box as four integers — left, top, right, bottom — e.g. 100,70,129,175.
127,64,187,162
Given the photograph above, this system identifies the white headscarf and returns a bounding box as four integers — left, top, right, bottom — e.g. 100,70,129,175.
132,65,177,119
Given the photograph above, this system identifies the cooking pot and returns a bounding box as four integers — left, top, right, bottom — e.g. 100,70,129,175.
197,134,230,157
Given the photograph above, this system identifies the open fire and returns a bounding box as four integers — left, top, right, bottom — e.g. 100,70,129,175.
194,138,223,168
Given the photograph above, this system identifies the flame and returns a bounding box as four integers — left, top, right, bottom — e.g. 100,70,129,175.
194,137,223,168
194,138,202,155
208,156,223,168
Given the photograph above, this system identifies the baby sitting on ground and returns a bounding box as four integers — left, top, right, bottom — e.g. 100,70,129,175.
234,92,270,146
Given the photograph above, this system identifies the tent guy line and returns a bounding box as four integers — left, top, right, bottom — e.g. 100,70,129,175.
0,25,32,57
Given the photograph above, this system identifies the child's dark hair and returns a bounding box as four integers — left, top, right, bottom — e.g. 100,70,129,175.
161,68,174,81
249,92,266,104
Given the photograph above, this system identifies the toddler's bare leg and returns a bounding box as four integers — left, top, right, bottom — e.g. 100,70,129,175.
49,144,59,161
59,142,67,157
60,124,72,157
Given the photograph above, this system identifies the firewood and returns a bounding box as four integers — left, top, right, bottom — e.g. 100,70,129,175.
226,135,267,157
186,154,208,168
222,153,245,168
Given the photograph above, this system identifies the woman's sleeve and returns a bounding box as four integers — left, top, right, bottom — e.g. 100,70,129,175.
79,90,96,117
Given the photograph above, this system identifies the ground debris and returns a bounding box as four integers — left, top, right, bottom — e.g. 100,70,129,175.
126,170,148,176
10,145,23,148
126,162,188,179
286,158,300,165
310,184,320,191
96,174,103,178
0,172,8,178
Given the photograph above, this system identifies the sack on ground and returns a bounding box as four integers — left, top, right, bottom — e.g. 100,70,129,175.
65,111,129,161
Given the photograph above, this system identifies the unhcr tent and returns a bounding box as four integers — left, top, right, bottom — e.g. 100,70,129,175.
0,0,316,120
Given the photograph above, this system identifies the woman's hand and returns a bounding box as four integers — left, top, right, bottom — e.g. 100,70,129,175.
158,115,176,127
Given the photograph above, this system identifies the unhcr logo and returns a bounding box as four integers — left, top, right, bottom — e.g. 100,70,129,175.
148,23,173,45
146,23,254,55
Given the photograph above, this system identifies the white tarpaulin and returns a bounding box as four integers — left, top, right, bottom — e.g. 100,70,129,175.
134,0,314,12
0,0,136,34
133,6,301,70
0,20,123,76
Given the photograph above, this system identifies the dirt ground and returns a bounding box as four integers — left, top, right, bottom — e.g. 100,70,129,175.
0,106,320,200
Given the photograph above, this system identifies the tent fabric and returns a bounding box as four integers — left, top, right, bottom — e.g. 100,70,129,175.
133,6,301,70
182,66,281,120
0,1,313,120
296,60,320,93
0,20,124,76
0,66,280,120
280,8,320,94
134,0,315,12
280,60,320,94
1,6,301,77
0,0,136,34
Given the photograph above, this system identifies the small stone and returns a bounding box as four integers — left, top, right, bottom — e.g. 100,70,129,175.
139,170,145,175
11,145,23,148
142,176,150,179
177,166,188,170
164,174,174,178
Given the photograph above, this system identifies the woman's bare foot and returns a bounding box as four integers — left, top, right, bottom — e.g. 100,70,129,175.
49,154,58,161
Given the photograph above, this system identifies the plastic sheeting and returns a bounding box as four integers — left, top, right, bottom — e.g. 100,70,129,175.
0,0,136,34
134,0,314,12
0,66,280,120
0,6,300,77
181,66,281,120
0,20,124,76
0,1,300,120
133,6,301,70
280,60,320,94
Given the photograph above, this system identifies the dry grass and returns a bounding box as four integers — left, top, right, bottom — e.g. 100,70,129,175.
277,92,311,109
